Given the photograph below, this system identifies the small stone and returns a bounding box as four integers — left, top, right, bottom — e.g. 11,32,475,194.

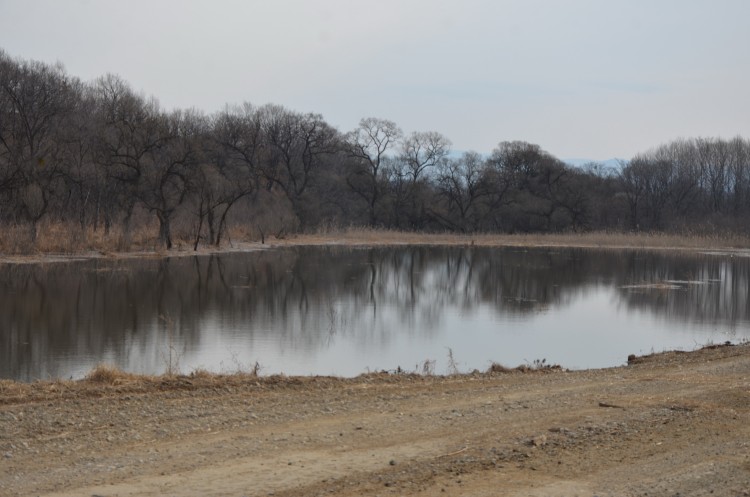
3,453,11,459
531,434,547,447
389,459,396,466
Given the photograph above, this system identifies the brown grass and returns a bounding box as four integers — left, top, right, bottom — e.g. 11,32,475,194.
278,227,750,251
0,363,267,406
84,364,141,385
2,222,750,262
1,343,746,406
487,359,563,374
0,220,161,255
487,363,514,374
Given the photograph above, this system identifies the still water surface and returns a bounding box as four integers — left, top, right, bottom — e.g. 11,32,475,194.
2,246,749,381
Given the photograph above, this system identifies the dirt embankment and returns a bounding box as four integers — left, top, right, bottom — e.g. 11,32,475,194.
1,344,749,497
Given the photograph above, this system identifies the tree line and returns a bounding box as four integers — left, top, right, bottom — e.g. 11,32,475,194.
1,51,748,250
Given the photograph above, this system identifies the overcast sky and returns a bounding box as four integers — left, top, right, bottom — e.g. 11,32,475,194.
1,0,748,160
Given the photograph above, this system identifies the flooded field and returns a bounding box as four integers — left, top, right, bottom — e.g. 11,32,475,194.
2,246,749,381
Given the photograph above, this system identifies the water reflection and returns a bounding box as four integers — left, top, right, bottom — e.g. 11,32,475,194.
1,247,749,381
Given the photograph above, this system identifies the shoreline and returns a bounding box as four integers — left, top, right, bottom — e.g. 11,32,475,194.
1,342,744,400
2,229,750,265
2,341,748,496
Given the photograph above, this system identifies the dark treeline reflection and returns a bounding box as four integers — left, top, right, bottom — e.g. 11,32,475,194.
2,247,749,380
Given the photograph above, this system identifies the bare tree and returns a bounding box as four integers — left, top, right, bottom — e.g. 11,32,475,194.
344,117,402,226
92,75,168,241
137,109,200,249
4,50,750,246
0,54,75,240
728,136,750,215
395,130,451,227
399,131,451,183
193,104,261,247
484,141,542,231
56,80,99,231
435,151,488,231
258,105,339,229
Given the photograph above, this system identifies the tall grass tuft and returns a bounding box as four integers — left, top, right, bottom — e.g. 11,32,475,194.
84,364,138,385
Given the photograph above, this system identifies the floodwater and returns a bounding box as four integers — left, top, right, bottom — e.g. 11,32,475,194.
2,246,749,381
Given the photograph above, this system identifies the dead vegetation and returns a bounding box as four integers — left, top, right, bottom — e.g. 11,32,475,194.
84,364,143,385
0,364,265,406
487,358,563,374
626,341,738,365
279,227,750,251
0,220,160,255
3,343,746,407
0,357,565,406
2,224,750,260
0,355,566,407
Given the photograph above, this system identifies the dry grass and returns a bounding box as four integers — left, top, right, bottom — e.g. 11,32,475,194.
0,363,266,406
84,364,142,385
487,359,563,374
487,363,514,374
277,227,750,251
188,368,214,379
2,222,750,262
0,220,161,255
2,344,746,406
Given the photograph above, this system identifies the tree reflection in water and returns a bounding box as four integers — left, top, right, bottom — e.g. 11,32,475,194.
1,247,748,381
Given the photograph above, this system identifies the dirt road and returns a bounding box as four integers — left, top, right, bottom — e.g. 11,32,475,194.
1,344,749,497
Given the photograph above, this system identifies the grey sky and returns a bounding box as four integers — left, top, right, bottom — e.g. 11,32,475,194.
1,0,748,160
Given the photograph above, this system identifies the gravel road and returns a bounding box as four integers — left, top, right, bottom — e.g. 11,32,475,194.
1,344,749,496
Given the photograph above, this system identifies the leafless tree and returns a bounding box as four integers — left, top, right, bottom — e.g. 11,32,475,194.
344,117,402,226
435,151,488,231
394,130,451,227
258,104,339,229
399,131,451,183
4,50,750,247
136,109,200,249
0,54,75,240
198,103,262,246
92,75,168,241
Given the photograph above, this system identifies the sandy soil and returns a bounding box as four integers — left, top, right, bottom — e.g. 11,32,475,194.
1,344,749,497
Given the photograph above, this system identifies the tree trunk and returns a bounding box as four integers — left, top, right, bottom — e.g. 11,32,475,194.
207,208,216,245
157,211,172,249
215,205,232,247
193,213,204,251
29,221,38,245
